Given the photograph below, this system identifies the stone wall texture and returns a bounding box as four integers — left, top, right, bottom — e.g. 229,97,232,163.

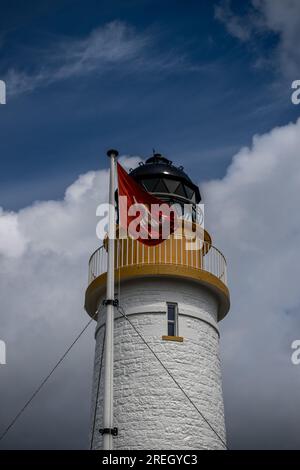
89,277,226,450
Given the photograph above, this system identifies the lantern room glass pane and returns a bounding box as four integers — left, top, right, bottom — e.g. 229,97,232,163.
164,179,180,193
142,179,159,191
175,182,187,198
154,179,168,193
184,185,194,199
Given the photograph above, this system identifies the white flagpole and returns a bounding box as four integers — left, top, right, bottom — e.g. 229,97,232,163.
103,149,118,450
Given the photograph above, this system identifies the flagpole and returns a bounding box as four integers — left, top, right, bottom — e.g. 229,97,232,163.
103,148,118,450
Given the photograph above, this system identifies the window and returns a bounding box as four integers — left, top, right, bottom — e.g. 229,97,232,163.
154,179,168,193
164,178,180,194
174,182,187,198
167,303,178,337
142,178,159,192
184,185,195,200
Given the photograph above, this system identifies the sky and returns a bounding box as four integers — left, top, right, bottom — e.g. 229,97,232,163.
0,0,300,449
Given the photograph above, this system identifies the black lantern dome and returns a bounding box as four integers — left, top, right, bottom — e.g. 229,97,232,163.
116,153,202,224
129,153,201,206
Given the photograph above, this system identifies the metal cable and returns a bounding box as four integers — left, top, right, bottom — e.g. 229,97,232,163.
0,298,228,450
117,304,228,450
0,310,98,444
90,324,106,450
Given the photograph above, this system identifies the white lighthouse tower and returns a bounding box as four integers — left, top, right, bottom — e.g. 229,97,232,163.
85,153,230,450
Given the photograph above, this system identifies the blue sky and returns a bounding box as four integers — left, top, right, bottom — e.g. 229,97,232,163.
0,0,298,210
1,0,300,450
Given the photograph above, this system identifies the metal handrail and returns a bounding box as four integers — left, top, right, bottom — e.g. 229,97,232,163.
88,238,227,287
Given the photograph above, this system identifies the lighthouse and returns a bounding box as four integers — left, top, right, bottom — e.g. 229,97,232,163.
85,152,230,450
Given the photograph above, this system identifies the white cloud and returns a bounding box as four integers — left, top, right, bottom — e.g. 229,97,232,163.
1,121,300,448
215,0,300,77
204,117,300,448
0,155,140,448
5,21,149,96
214,1,252,42
0,209,27,258
4,20,199,98
256,0,300,77
0,158,138,259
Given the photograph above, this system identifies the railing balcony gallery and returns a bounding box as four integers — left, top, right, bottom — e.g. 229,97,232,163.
88,236,228,288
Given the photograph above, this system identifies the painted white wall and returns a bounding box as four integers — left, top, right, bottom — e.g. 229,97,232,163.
90,277,226,450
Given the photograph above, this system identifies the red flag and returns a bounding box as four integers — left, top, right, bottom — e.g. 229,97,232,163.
117,162,177,246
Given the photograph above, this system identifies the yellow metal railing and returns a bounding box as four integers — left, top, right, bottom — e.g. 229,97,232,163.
88,237,227,287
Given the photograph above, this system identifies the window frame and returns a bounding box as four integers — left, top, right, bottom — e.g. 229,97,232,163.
167,302,178,337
